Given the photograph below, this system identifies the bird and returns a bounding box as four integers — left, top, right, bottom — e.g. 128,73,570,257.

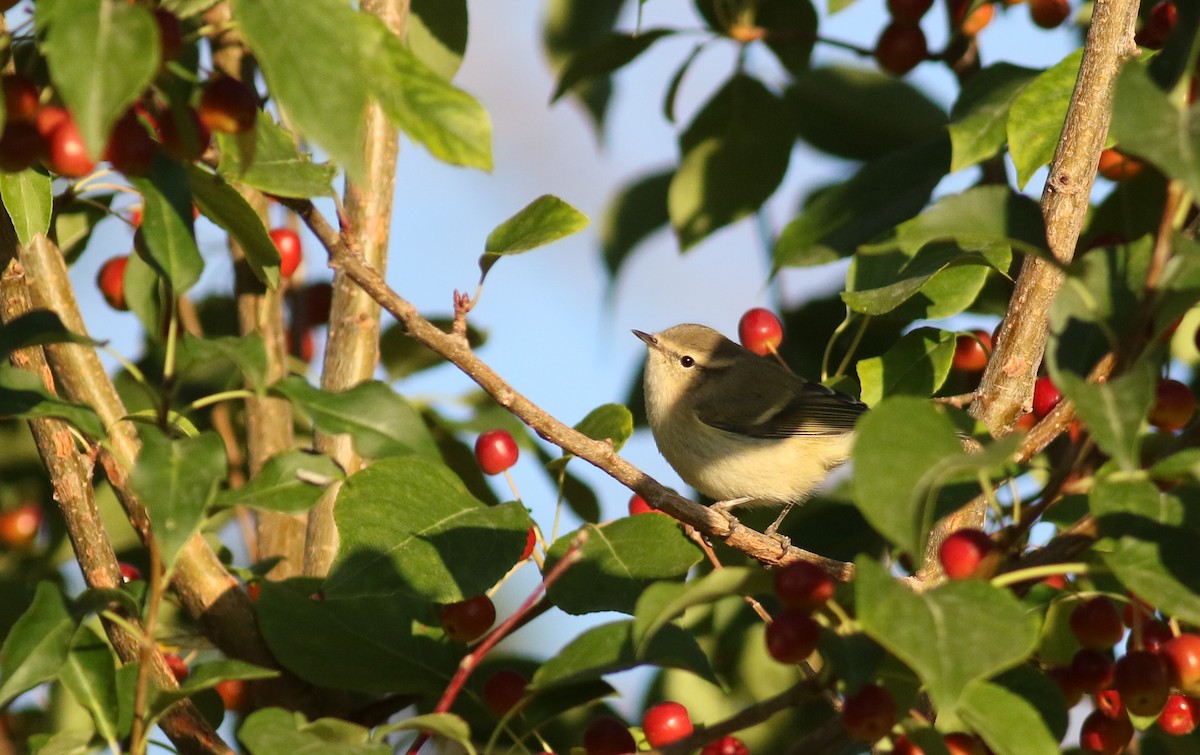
633,323,867,538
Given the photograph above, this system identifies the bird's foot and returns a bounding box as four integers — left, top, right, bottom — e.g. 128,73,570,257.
763,503,796,554
711,496,756,513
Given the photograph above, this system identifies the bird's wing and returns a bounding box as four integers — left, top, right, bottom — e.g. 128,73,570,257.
696,378,866,438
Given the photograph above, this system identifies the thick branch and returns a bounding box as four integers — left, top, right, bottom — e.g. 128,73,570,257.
971,0,1140,434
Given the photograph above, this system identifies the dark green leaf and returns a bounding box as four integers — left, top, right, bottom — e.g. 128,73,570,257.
958,679,1060,755
374,715,475,755
1110,62,1200,199
662,43,706,123
230,0,371,178
409,0,467,80
669,75,792,250
530,620,717,689
186,165,280,289
1091,479,1200,625
480,195,589,279
132,427,227,568
325,456,532,601
788,66,946,161
0,364,106,439
542,0,624,131
177,333,269,392
0,310,97,363
0,169,52,246
363,18,492,170
631,567,771,653
271,376,439,459
60,627,120,747
1150,448,1200,483
1052,361,1154,472
41,0,158,158
257,582,457,695
552,30,673,103
774,138,949,267
571,403,633,453
856,328,955,406
845,243,1008,318
239,707,390,755
544,515,701,615
215,113,337,198
851,397,965,555
379,318,486,379
856,558,1039,713
123,250,164,336
53,198,112,263
600,169,672,278
870,185,1045,258
0,581,77,707
1008,50,1081,188
129,157,202,293
949,63,1038,172
758,0,817,75
214,450,343,513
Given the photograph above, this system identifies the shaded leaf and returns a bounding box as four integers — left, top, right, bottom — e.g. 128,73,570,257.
631,567,770,653
856,328,955,406
0,581,77,708
409,0,467,80
600,169,672,278
129,157,202,293
949,63,1038,172
958,679,1060,755
758,0,818,75
0,311,97,363
552,30,673,103
1008,50,1081,189
59,627,120,747
380,318,486,380
1110,62,1200,199
0,364,106,439
0,170,52,246
214,450,343,513
177,333,269,393
239,707,390,755
53,199,111,263
215,113,336,198
186,165,280,289
1052,361,1154,472
375,714,475,755
530,620,717,690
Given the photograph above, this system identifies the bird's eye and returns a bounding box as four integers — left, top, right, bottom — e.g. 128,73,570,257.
679,355,695,368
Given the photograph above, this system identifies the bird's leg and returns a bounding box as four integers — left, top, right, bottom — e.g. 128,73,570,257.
710,496,756,513
763,502,796,554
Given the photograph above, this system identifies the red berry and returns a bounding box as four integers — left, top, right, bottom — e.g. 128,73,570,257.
841,684,896,743
1162,633,1200,695
214,678,250,713
160,106,210,162
105,110,157,176
482,669,526,717
887,0,934,21
1013,412,1037,433
1158,694,1198,736
1095,689,1124,719
642,701,694,748
198,76,259,134
1097,149,1143,182
246,582,261,602
938,528,995,579
1150,378,1195,431
1114,650,1171,716
97,256,129,311
952,330,992,373
628,494,655,515
521,527,536,560
35,105,69,140
1029,0,1070,28
1130,620,1174,654
0,122,45,172
874,22,927,76
1047,665,1083,707
154,9,183,63
300,281,333,327
1070,649,1115,693
1070,597,1124,650
738,308,784,356
2,74,39,124
1032,375,1062,418
1041,574,1068,589
959,2,995,35
892,734,925,755
943,732,985,755
584,716,636,755
287,329,315,363
765,608,820,664
163,653,189,683
44,112,95,178
773,560,834,611
1079,709,1133,754
700,736,748,755
0,503,42,549
269,228,303,278
1136,1,1177,48
439,594,496,642
475,429,519,476
119,562,142,582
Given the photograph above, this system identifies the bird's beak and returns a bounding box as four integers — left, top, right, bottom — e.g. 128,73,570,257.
632,329,656,348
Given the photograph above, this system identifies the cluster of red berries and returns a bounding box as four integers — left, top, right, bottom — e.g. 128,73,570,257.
0,503,42,549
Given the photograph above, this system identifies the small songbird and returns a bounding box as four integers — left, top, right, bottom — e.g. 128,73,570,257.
634,324,867,537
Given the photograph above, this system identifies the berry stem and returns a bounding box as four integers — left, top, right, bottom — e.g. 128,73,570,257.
990,562,1091,588
188,389,257,412
502,468,521,502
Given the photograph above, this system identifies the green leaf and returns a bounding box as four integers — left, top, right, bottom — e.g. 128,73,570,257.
214,450,343,513
631,567,771,653
958,679,1061,755
851,397,965,555
669,75,792,250
144,659,279,727
1090,479,1200,626
788,66,946,161
271,376,439,459
544,515,701,615
949,63,1038,172
186,165,280,289
41,0,158,158
129,157,202,293
774,138,949,268
1052,361,1154,472
0,169,52,246
325,456,532,601
542,0,624,131
1110,62,1200,198
480,195,589,279
132,427,227,568
379,318,486,379
1150,448,1200,483
845,243,1009,318
571,403,633,453
0,364,106,439
552,30,673,102
1008,50,1082,189
757,0,817,75
215,113,337,198
230,0,371,178
59,627,120,748
257,582,457,695
362,18,492,170
123,251,163,336
530,620,717,690
600,169,672,278
409,0,467,80
177,333,269,393
869,185,1046,258
239,707,390,755
856,328,955,406
0,581,78,707
374,714,475,755
0,311,96,363
856,558,1039,713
